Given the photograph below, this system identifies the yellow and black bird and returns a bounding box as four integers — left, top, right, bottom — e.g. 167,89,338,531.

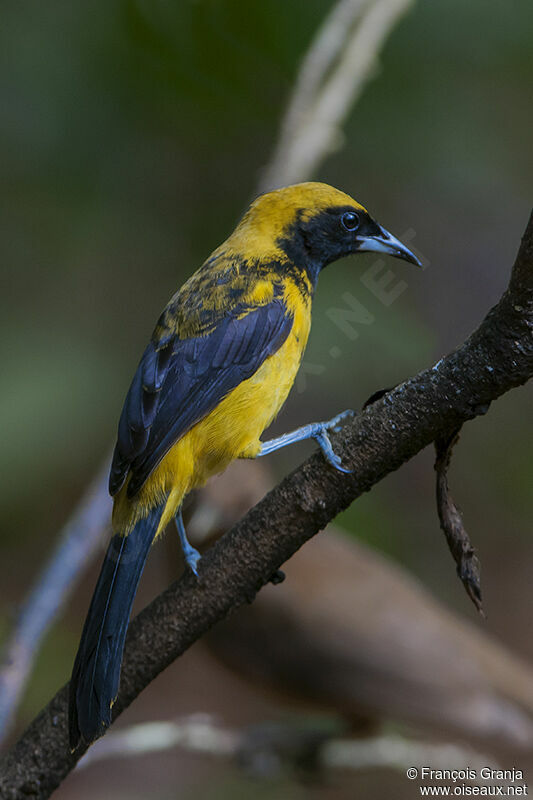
68,181,420,748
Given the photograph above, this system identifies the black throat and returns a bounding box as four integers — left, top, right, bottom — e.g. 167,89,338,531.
276,221,322,289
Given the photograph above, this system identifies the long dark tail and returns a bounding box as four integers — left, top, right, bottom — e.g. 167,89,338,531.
68,505,162,749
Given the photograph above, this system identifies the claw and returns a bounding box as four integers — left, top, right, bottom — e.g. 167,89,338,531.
328,453,352,474
330,457,352,475
176,510,202,577
257,409,355,472
313,429,353,474
323,409,355,432
185,550,201,577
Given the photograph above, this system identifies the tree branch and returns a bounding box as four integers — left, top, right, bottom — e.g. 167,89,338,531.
1,212,531,798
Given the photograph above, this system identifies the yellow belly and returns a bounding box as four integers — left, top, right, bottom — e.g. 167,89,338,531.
112,314,310,537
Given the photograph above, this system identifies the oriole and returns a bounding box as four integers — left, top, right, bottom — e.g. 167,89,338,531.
69,181,420,748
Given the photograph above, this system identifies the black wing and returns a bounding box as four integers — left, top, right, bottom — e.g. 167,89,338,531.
109,300,293,498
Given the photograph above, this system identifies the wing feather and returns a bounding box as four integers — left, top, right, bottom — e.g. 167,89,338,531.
109,299,292,498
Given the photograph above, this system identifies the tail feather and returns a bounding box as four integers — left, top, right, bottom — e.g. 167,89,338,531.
69,505,162,749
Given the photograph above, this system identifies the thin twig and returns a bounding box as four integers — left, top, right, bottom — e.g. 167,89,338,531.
0,459,112,741
259,0,416,191
77,714,498,779
78,715,239,767
322,735,497,776
435,430,484,615
265,0,370,162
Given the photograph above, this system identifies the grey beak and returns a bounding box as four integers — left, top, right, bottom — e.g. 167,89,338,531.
356,225,422,267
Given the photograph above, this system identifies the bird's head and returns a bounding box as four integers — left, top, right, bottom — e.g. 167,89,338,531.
234,182,421,282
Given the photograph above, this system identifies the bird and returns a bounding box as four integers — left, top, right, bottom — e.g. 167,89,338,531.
68,181,421,749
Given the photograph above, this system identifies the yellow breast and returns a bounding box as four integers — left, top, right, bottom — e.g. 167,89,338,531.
179,278,312,485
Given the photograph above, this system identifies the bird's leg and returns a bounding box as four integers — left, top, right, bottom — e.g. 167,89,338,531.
258,409,354,473
175,508,201,576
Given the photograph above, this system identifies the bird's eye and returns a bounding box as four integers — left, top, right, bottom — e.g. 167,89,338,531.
341,211,360,231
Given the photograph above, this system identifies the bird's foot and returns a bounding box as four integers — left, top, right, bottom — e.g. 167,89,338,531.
322,408,355,433
183,544,202,577
311,410,354,474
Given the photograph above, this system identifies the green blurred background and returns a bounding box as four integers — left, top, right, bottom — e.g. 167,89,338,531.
1,0,532,797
